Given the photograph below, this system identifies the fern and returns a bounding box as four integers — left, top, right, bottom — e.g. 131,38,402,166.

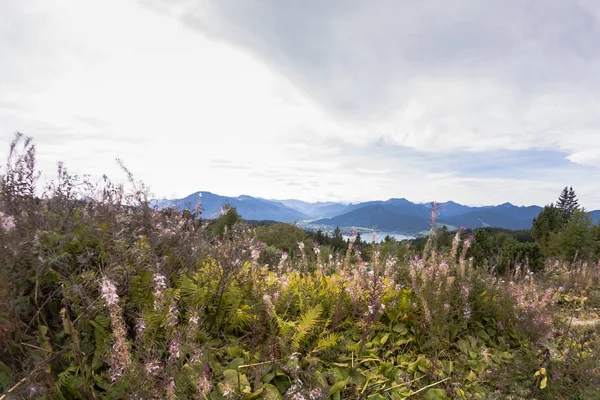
292,304,323,351
315,331,341,350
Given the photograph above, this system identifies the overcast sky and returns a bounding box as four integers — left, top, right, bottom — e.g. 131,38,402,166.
2,0,600,207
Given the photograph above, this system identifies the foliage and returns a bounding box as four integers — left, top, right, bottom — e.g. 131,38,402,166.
556,186,580,222
1,136,599,399
532,204,564,252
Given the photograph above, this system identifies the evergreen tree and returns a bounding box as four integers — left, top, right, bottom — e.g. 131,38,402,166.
315,229,324,244
567,186,580,216
331,226,346,251
556,186,580,222
355,231,362,245
556,186,569,215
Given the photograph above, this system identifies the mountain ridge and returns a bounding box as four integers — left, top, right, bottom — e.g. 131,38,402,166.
151,192,600,233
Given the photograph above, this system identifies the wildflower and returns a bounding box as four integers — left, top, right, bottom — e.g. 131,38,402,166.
135,317,146,340
166,377,176,400
99,278,131,381
0,211,15,231
197,374,213,397
153,273,167,301
480,347,489,362
385,256,397,269
166,304,179,328
263,294,276,316
221,382,234,397
349,229,357,243
285,380,304,397
145,360,162,376
100,278,119,306
313,243,321,256
429,202,439,230
309,388,325,400
169,335,181,362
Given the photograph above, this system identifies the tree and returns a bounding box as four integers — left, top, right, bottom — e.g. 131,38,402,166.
355,232,362,245
211,205,241,237
532,204,563,251
556,186,580,222
552,209,594,263
332,226,346,250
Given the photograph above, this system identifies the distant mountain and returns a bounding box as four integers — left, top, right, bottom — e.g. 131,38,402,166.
313,204,431,232
437,201,473,217
275,199,351,218
151,191,308,222
441,209,538,230
152,191,599,233
314,202,545,233
588,210,600,224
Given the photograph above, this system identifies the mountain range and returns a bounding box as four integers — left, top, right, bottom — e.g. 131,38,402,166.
151,191,600,234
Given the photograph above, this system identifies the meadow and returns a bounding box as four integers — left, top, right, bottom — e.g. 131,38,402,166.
1,134,599,399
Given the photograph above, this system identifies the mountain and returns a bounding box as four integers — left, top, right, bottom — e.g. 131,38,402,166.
588,210,600,224
152,191,598,233
437,201,473,217
313,204,431,232
441,209,535,230
314,202,545,233
152,191,308,222
275,199,351,218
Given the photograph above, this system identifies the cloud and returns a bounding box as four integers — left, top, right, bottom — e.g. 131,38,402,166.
2,0,600,209
145,0,600,155
567,150,600,167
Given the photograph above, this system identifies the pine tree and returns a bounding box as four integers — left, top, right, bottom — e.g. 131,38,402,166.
556,186,569,214
567,186,579,216
555,186,579,222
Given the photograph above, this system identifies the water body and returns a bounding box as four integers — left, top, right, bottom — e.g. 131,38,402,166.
343,231,414,243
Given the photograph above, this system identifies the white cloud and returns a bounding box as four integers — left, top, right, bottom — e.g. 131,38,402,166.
567,150,600,167
1,0,600,208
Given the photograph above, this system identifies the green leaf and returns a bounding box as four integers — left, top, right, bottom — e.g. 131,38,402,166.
393,323,407,334
262,384,283,400
329,379,348,396
380,333,390,345
0,361,13,392
226,358,246,370
223,369,251,394
478,329,490,342
424,388,451,400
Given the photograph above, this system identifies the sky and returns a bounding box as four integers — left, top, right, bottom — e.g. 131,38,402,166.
2,0,600,208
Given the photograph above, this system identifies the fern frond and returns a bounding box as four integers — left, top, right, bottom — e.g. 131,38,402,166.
316,331,341,350
292,304,323,351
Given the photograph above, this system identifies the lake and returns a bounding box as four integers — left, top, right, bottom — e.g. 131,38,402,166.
343,231,414,243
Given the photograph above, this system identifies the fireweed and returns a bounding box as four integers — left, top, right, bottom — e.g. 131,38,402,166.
99,278,131,382
409,226,476,345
